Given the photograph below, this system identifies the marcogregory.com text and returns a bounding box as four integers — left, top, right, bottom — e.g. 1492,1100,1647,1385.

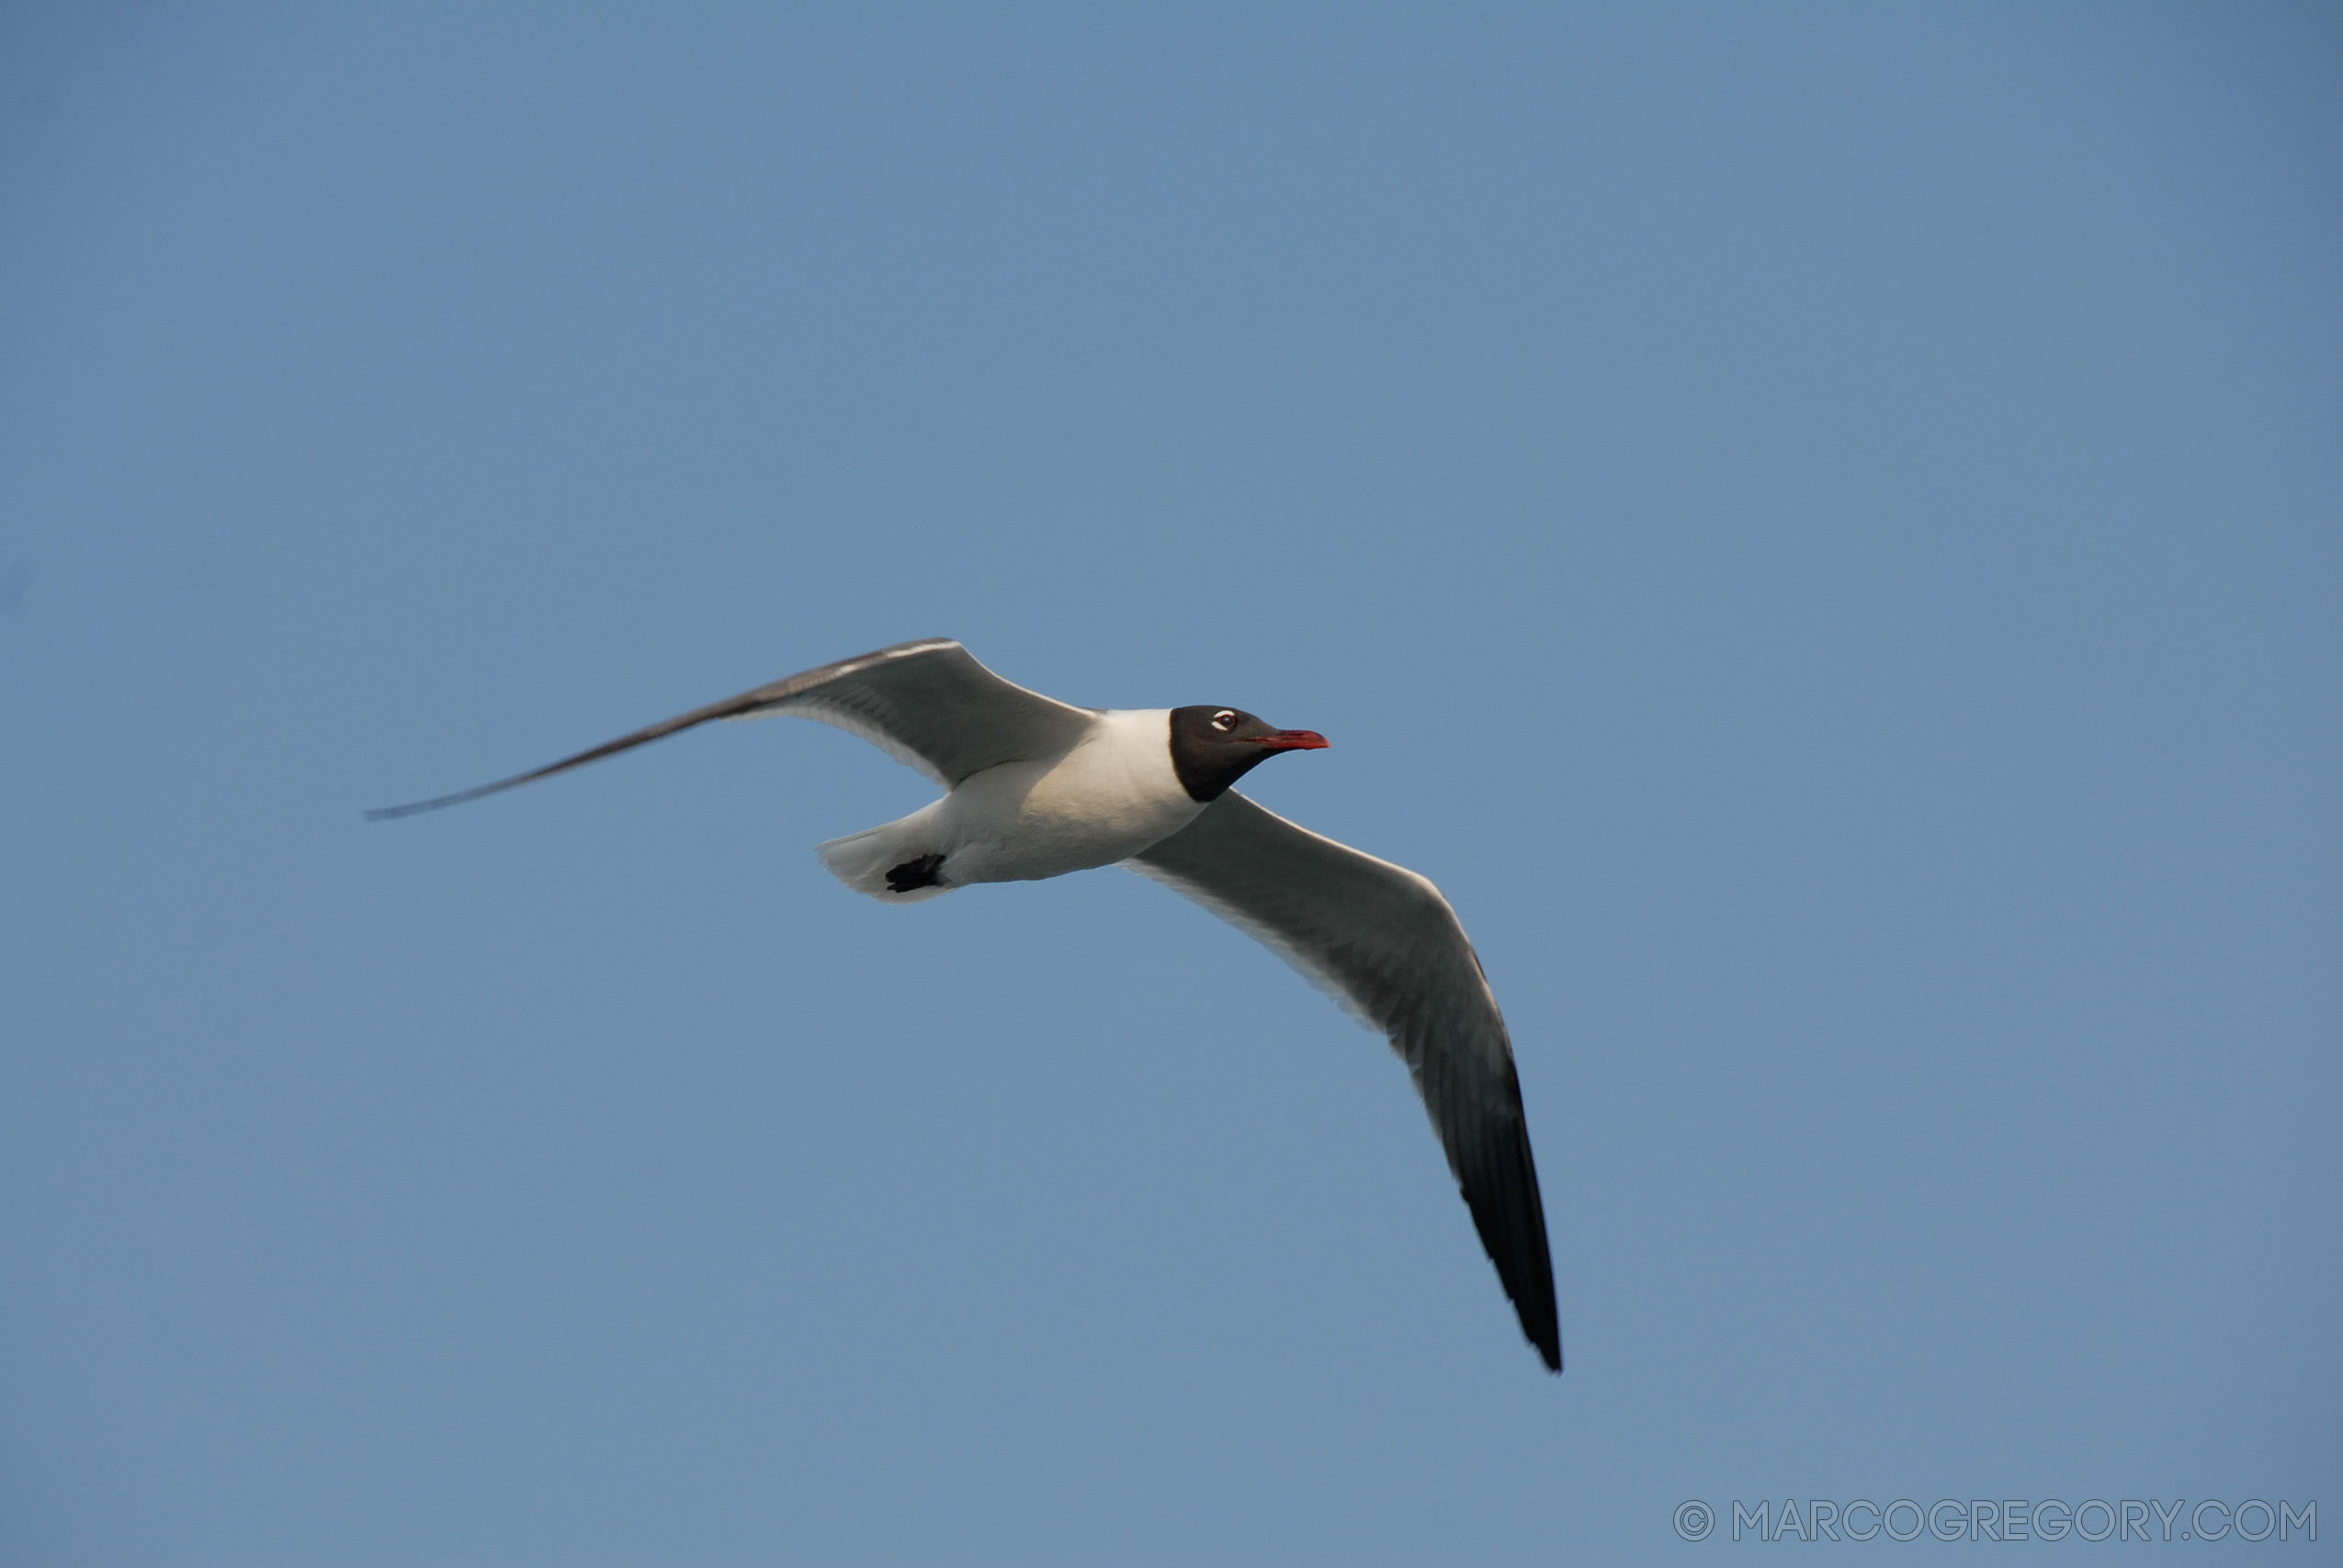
1670,1497,2315,1543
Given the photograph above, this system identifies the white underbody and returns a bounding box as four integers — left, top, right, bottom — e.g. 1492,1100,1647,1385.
816,708,1203,902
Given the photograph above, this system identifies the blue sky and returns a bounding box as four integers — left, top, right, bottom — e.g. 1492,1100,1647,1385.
2,5,2337,1562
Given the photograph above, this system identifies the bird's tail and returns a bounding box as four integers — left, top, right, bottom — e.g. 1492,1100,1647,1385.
816,807,956,904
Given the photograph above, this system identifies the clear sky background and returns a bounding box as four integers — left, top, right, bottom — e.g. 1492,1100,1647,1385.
2,5,2337,1563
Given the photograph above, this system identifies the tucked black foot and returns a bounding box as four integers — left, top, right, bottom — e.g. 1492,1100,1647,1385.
884,852,947,893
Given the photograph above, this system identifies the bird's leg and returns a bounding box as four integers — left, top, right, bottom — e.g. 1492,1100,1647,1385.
884,852,947,893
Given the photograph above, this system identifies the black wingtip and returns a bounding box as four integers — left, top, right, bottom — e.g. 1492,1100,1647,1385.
362,781,514,820
1474,1189,1562,1375
1522,1300,1563,1373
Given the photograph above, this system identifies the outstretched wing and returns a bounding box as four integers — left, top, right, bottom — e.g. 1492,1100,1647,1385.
1129,791,1561,1371
367,638,1097,819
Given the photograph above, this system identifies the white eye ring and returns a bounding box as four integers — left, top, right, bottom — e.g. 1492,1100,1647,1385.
1211,710,1239,731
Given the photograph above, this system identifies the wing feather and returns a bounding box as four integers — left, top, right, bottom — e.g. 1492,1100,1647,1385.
1130,791,1561,1371
367,638,1095,819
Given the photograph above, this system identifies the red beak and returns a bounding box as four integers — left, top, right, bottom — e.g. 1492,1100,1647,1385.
1249,729,1329,750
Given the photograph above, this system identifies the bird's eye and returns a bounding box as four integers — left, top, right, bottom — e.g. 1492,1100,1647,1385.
1211,710,1239,731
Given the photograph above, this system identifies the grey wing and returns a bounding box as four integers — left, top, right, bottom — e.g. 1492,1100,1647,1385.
367,638,1098,819
1129,791,1561,1372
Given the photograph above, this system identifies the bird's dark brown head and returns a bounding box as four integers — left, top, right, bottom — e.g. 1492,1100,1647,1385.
1167,705,1329,802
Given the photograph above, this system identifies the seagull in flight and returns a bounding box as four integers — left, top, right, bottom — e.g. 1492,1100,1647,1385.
371,638,1561,1371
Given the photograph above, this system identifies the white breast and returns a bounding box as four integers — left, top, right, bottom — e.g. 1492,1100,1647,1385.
935,708,1203,885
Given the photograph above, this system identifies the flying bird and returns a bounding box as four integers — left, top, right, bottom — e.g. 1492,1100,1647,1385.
370,638,1560,1371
